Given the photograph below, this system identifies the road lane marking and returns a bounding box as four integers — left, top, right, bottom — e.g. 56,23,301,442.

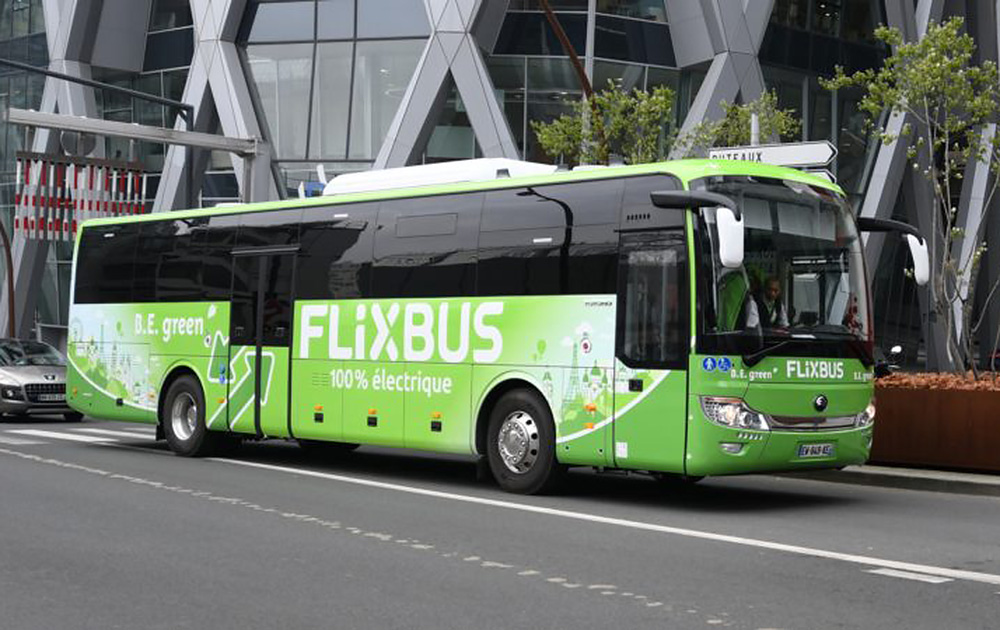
0,435,45,445
7,429,114,443
0,446,674,618
75,428,154,440
866,568,954,584
213,457,1000,587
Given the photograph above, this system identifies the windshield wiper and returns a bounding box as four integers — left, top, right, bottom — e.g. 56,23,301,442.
742,339,798,367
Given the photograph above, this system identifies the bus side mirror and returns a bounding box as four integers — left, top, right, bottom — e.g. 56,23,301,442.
905,234,929,286
716,206,744,269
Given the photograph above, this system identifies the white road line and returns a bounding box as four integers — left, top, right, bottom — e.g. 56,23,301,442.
7,429,115,443
213,456,1000,588
0,435,45,445
866,568,954,584
75,428,154,440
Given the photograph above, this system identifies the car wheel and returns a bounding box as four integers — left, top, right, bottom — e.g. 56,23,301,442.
486,389,564,495
63,412,84,422
162,375,221,457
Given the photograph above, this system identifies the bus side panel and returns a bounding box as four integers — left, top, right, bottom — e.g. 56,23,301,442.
609,365,687,473
290,358,344,442
67,302,229,425
404,363,472,454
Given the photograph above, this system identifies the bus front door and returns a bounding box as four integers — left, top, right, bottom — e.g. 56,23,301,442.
228,250,295,438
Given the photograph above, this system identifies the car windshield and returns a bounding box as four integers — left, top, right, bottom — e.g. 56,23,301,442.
0,340,66,367
694,176,871,361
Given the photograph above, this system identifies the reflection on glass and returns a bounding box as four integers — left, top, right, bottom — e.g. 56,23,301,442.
348,39,424,160
246,1,315,43
357,0,430,38
487,57,526,154
771,0,808,29
149,0,194,31
422,75,478,162
309,41,353,159
317,0,354,40
809,83,831,141
593,60,645,92
525,58,580,162
812,0,841,36
841,0,879,42
247,43,313,159
596,0,667,22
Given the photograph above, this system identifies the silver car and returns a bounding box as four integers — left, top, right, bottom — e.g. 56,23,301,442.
0,339,82,422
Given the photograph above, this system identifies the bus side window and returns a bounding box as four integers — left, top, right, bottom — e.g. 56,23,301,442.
198,214,240,301
373,194,482,298
236,208,302,248
297,203,377,299
133,219,205,302
74,224,140,304
479,181,622,296
617,231,688,369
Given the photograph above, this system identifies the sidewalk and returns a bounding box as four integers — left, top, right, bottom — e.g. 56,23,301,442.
779,464,1000,497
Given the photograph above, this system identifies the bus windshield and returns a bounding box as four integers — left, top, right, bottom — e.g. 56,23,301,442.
694,176,871,363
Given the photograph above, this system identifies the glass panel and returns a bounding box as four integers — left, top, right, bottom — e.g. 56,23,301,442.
149,0,194,31
317,0,354,39
508,1,588,10
771,0,808,29
163,68,188,102
357,0,430,39
246,43,313,159
841,0,879,43
525,58,580,162
812,0,841,36
836,89,871,194
486,57,526,155
593,60,645,92
348,39,424,160
297,203,377,299
246,0,316,43
809,81,832,141
620,233,686,368
596,0,667,22
309,41,352,159
421,75,478,162
143,28,194,71
29,0,44,33
594,15,674,66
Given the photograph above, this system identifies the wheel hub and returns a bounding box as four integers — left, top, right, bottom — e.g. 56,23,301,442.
497,410,539,474
170,392,198,442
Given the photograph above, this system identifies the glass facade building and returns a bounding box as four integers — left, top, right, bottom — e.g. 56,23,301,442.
0,0,997,370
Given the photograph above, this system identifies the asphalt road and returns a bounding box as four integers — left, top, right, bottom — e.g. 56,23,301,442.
1,416,998,630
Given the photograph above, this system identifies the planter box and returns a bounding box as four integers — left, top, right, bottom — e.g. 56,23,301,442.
872,387,1000,472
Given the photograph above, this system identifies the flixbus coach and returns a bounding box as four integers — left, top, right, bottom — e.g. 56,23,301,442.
66,158,928,494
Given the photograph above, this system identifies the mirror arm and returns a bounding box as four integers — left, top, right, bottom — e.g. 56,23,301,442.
856,217,925,244
650,190,741,220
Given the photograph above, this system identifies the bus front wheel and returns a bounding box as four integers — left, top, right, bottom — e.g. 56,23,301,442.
486,389,564,495
162,375,221,457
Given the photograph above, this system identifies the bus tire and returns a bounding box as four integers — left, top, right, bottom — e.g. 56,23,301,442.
486,389,564,495
162,375,220,457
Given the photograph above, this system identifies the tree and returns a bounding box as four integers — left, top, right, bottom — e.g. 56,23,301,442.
531,80,675,167
822,17,1000,375
675,90,801,156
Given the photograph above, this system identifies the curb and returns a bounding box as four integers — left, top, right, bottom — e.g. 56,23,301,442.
776,465,1000,498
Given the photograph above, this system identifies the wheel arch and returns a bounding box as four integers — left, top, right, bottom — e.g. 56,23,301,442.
474,372,553,456
157,363,202,430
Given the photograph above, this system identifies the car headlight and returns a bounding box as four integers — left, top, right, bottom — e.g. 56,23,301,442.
855,398,876,427
700,396,771,431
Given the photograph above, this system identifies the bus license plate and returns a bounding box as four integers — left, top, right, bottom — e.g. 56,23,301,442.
798,443,834,458
38,393,65,402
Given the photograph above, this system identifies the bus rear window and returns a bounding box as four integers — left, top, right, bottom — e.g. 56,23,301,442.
74,225,139,304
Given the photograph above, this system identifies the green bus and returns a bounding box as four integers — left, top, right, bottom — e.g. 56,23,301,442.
66,159,927,494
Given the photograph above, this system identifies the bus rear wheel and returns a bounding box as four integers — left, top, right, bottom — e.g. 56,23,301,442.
486,389,564,495
162,375,222,457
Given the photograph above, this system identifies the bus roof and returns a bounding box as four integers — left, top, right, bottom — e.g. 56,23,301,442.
79,159,843,230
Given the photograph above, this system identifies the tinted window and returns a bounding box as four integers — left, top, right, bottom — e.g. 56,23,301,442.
620,174,684,229
618,231,688,368
478,229,564,296
197,214,240,300
297,203,377,299
567,224,618,294
236,209,301,249
133,218,205,302
373,194,483,298
74,224,139,304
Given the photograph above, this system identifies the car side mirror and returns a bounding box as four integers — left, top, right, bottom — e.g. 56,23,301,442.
716,206,744,269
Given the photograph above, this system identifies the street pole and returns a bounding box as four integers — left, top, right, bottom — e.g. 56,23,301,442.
0,220,14,337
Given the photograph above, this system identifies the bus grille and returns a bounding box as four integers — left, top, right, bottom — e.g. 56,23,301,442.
769,414,857,431
24,383,66,402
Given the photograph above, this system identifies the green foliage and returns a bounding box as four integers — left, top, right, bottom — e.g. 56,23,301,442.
822,17,1000,373
531,80,675,166
677,91,801,156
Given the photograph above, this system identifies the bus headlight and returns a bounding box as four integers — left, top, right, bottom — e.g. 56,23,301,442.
855,399,876,427
700,397,770,431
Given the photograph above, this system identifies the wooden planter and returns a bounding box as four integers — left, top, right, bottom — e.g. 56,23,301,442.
871,386,1000,472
